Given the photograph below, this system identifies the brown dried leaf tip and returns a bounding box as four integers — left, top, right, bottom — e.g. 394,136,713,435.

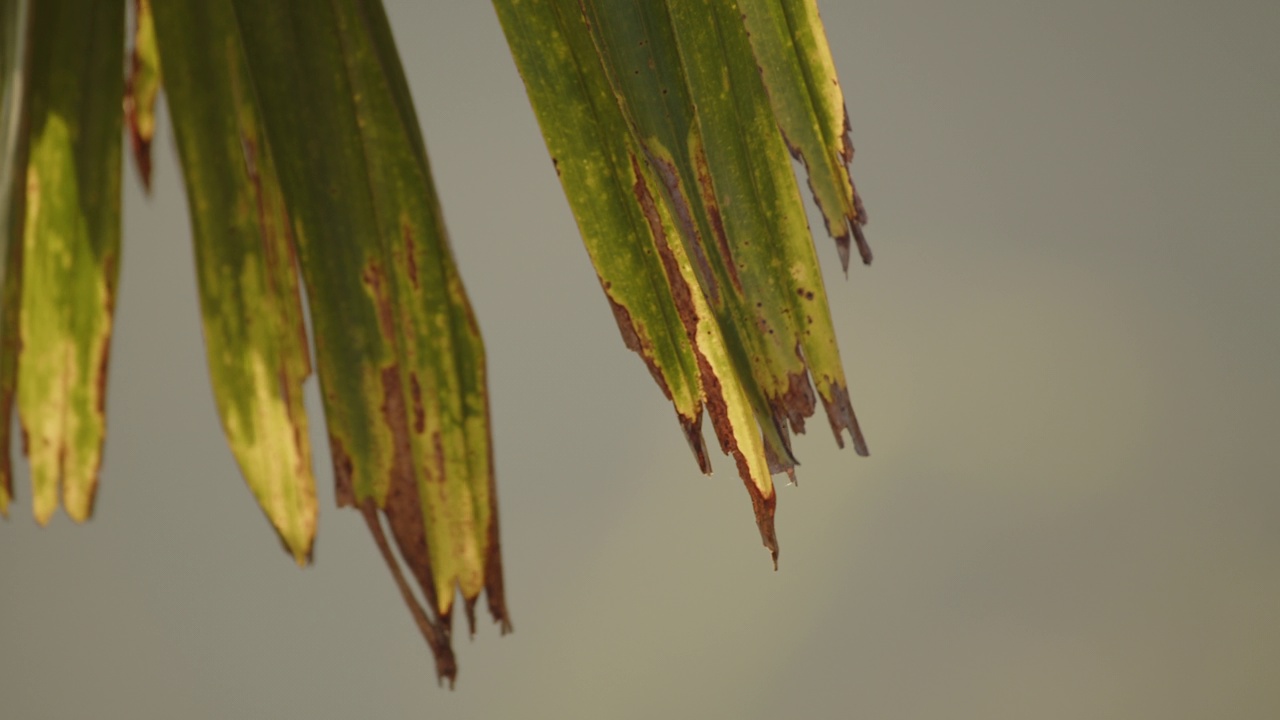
124,0,160,192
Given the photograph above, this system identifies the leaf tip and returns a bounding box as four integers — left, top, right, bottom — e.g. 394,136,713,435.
679,412,712,475
819,381,869,456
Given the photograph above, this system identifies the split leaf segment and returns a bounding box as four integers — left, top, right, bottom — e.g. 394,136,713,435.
494,0,870,563
1,0,507,685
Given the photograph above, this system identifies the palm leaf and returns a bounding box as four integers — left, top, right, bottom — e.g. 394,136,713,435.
151,1,318,564
496,0,871,562
228,0,508,683
14,0,123,524
1,0,873,685
738,0,870,269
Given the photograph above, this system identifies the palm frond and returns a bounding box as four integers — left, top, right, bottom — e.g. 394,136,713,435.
495,0,870,562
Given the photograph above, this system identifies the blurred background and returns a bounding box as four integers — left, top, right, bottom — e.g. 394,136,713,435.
3,1,1278,717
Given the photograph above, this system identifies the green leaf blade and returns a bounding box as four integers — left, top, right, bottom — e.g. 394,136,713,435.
669,0,867,454
17,0,123,524
738,0,870,270
152,1,318,563
499,0,873,562
504,0,786,559
230,0,508,681
492,0,709,465
231,2,399,511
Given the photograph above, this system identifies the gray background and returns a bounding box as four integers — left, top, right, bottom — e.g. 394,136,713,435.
3,1,1278,717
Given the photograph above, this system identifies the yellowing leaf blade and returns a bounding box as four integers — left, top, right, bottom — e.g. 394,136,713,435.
152,1,318,563
17,0,123,523
231,0,508,682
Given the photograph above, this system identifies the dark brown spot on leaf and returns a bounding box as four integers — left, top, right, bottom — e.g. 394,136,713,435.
777,366,817,436
362,262,396,339
329,434,355,507
123,6,153,193
410,372,425,434
694,149,742,294
380,365,415,492
403,222,420,290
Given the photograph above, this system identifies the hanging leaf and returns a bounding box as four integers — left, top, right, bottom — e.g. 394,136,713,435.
15,0,123,524
490,1,710,469
665,0,868,455
229,0,508,684
737,0,870,270
1,0,876,688
497,0,871,563
151,1,317,564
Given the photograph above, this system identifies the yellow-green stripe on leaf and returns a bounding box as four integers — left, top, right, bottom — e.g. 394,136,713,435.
17,0,123,524
152,1,318,564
